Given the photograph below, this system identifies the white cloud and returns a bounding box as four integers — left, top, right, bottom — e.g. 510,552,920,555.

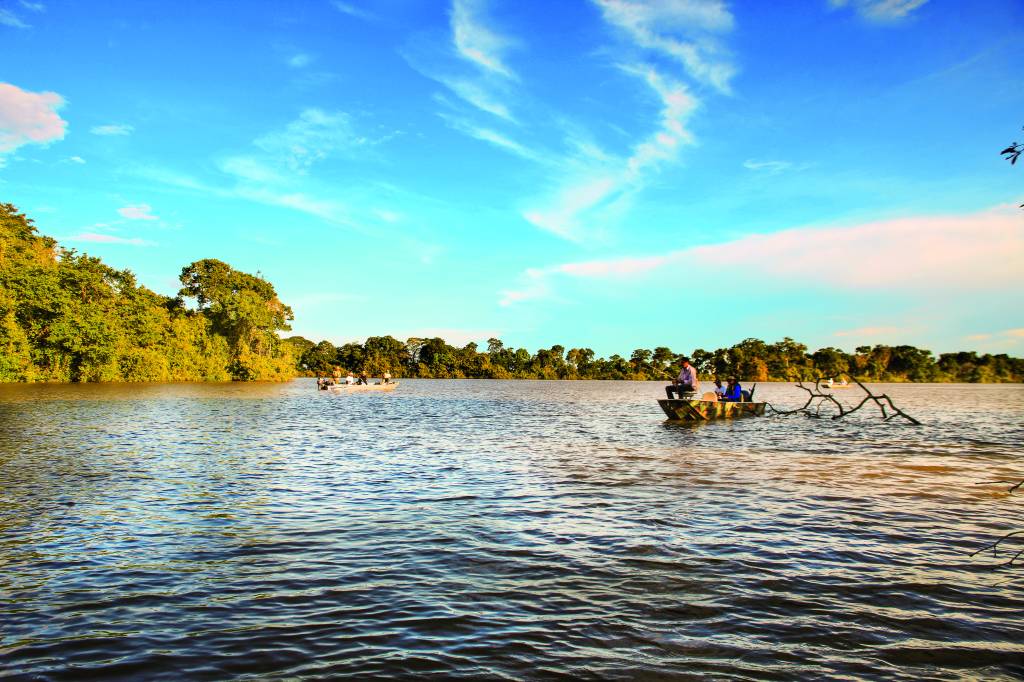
438,112,541,161
0,83,67,156
68,155,85,164
288,53,312,68
254,108,368,172
90,123,134,136
331,1,372,20
829,0,929,21
0,9,29,27
118,204,158,220
219,156,285,183
20,1,45,11
451,0,517,78
442,77,516,122
64,232,155,246
744,159,799,173
501,205,1024,303
593,0,736,92
522,66,697,241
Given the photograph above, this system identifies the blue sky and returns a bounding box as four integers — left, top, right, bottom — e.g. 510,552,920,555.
1,0,1022,356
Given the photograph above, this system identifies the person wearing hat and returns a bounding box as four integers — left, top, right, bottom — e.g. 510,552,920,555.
666,357,700,399
723,376,743,402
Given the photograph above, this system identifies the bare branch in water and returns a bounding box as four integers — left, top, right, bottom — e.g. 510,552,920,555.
971,531,1024,568
765,378,920,425
975,479,1024,494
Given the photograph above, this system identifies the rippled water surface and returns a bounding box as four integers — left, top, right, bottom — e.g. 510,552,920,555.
2,380,1023,680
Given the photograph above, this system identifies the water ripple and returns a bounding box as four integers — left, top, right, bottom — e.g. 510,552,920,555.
1,380,1022,680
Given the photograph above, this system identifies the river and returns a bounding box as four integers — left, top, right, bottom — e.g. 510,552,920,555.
1,380,1022,679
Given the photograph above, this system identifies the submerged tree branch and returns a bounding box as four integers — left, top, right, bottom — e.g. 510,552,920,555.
766,378,920,424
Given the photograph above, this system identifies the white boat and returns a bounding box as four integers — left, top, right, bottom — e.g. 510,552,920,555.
821,378,852,389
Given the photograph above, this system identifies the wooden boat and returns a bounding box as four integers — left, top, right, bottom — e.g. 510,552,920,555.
658,397,765,421
327,382,399,393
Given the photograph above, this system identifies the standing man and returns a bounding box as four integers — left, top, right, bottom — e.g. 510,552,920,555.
666,357,700,399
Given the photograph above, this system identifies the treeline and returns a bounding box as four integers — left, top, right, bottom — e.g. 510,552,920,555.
284,335,1024,383
0,203,293,382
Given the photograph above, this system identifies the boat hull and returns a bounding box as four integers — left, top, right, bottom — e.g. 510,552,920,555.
658,398,765,421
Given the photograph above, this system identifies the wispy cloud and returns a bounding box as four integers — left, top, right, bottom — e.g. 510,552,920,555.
593,0,736,92
438,111,541,161
0,83,67,157
253,108,375,173
287,53,312,68
331,1,372,20
0,9,29,28
20,1,45,11
743,159,810,174
64,232,155,246
829,0,929,21
451,0,517,78
118,203,159,220
90,123,134,136
68,155,85,164
501,205,1024,304
523,66,698,241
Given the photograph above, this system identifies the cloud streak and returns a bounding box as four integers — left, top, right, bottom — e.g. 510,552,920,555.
829,0,929,22
502,205,1024,302
90,123,134,136
118,204,158,220
451,0,517,78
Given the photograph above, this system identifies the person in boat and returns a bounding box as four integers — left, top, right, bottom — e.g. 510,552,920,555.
345,372,356,385
332,366,342,385
713,378,725,399
722,376,743,402
357,372,369,385
666,357,700,399
382,371,392,384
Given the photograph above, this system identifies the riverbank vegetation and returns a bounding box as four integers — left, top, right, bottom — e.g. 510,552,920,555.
287,335,1024,383
2,203,1020,384
0,203,293,382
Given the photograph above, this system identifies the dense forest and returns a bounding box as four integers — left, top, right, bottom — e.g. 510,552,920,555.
2,203,1021,384
0,203,293,382
285,334,1024,383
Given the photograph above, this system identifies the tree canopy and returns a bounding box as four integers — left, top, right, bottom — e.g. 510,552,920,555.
0,203,292,382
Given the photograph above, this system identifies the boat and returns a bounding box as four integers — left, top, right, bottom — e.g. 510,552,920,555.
327,382,398,393
658,397,766,421
821,378,852,389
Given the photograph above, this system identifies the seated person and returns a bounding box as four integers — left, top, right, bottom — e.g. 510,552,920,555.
722,376,743,402
357,372,369,385
382,371,392,384
345,372,356,385
665,357,700,399
713,378,725,398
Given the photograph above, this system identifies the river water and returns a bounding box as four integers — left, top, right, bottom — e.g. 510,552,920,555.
1,380,1022,680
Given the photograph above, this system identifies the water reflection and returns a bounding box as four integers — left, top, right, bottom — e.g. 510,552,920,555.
1,380,1022,679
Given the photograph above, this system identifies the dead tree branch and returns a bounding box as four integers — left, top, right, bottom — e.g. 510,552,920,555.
971,530,1024,569
766,378,920,424
975,479,1024,494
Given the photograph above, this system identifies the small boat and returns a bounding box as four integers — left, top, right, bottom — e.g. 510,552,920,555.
658,397,766,421
327,382,398,393
821,378,852,389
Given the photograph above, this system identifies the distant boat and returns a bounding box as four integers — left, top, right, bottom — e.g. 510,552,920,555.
822,378,852,389
658,392,765,422
327,382,398,393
